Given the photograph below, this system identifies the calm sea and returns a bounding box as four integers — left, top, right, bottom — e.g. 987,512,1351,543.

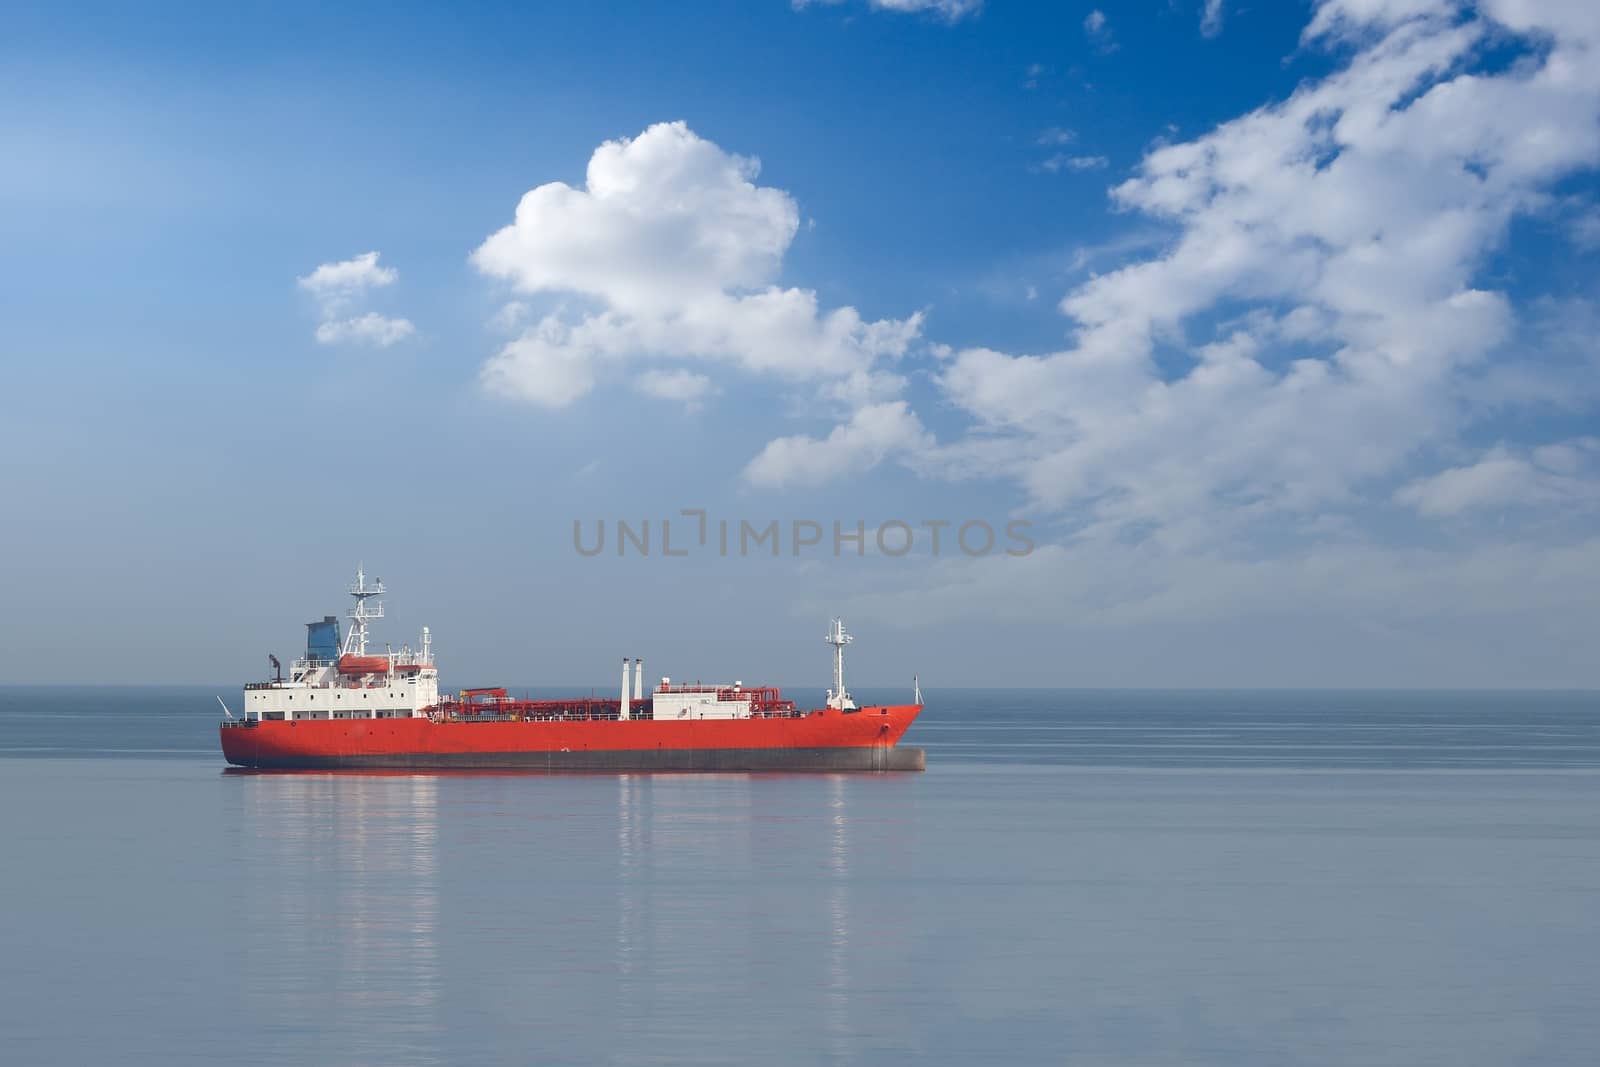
2,687,1598,1065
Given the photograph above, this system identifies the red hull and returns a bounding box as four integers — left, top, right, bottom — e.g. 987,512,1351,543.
221,704,924,771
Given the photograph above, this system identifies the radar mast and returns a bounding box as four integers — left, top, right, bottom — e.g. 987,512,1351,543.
342,565,385,656
825,618,856,711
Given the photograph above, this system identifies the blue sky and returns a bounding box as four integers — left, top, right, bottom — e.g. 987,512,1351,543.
2,0,1598,688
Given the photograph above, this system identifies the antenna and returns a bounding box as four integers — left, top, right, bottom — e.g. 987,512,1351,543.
914,673,922,706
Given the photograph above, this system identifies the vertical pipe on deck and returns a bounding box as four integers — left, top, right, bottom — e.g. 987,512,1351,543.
620,657,632,721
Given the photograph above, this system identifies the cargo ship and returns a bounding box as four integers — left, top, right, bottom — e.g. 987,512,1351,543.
219,569,924,771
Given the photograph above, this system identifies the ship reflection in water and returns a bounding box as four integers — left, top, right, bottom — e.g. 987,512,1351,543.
605,772,917,1060
827,774,853,1061
200,749,1600,1065
224,768,920,1064
233,772,442,1064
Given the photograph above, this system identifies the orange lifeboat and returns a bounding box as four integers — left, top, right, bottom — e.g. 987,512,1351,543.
337,654,393,675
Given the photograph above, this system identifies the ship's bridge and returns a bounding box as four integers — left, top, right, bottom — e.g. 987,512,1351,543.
238,569,438,722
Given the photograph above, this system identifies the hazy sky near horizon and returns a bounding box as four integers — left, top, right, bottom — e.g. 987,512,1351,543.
2,0,1598,688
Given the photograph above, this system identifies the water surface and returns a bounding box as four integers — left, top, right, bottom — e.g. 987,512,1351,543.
2,688,1597,1065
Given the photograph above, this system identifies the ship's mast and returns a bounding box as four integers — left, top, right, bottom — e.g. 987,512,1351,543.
342,565,385,656
825,618,856,711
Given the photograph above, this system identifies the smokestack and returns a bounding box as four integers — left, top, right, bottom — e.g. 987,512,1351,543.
620,657,632,721
634,659,644,705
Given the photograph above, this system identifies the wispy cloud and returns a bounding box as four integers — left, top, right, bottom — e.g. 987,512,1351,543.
1395,441,1600,518
792,0,982,23
636,368,717,411
1084,9,1117,53
1034,153,1108,173
1570,204,1600,249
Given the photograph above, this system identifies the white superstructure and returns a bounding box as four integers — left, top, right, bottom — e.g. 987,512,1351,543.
242,567,438,722
651,678,763,720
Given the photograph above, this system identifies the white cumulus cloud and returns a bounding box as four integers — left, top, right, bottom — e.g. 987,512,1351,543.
931,0,1600,535
473,121,921,410
479,316,600,407
743,401,931,488
313,312,416,348
298,251,413,347
297,251,395,305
